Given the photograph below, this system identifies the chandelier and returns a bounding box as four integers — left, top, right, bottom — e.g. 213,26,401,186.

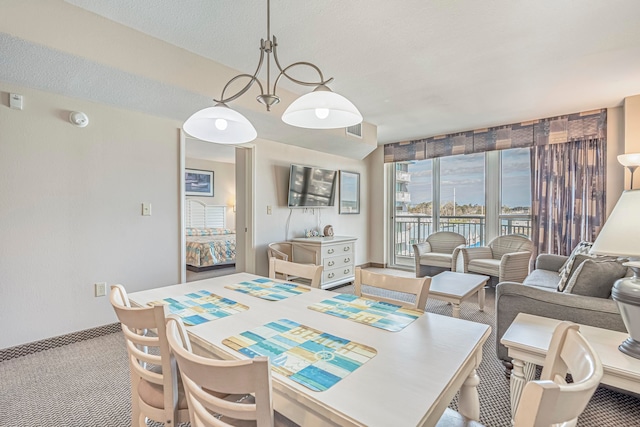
183,0,363,144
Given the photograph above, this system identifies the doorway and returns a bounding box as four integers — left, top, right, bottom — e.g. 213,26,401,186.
179,131,255,282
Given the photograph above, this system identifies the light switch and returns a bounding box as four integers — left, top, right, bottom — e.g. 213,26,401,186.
267,205,272,215
142,203,152,216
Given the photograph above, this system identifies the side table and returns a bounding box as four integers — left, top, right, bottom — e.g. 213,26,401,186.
500,313,640,424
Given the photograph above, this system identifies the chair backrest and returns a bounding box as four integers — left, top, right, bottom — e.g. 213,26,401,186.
489,234,533,259
354,267,431,309
426,231,467,254
267,242,293,261
513,322,603,427
166,315,275,427
268,257,323,288
109,285,186,426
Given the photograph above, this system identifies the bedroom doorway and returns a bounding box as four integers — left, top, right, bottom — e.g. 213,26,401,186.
179,131,255,283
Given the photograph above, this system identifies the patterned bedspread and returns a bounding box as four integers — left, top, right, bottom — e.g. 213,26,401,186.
186,230,236,267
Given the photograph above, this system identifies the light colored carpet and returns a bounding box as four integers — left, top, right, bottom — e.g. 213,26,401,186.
1,268,638,426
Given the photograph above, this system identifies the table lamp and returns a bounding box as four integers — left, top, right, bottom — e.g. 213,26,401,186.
590,189,640,359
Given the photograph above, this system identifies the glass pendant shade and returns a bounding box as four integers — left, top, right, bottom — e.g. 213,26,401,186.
282,85,363,129
183,103,257,144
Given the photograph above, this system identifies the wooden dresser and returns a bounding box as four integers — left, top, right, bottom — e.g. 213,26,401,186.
290,236,357,289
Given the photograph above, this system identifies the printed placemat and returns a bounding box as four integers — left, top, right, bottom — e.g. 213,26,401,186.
222,318,376,392
225,278,310,301
149,290,248,326
307,293,423,332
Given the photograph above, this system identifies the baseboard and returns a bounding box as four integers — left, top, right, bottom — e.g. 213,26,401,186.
356,262,387,269
0,322,121,362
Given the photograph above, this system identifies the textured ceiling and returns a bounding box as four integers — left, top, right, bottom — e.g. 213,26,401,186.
4,0,640,156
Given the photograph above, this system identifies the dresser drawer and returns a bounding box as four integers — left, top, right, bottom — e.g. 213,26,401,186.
323,254,353,270
323,265,354,283
322,243,354,258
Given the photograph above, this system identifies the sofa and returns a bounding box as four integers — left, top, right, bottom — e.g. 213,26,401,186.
496,253,627,376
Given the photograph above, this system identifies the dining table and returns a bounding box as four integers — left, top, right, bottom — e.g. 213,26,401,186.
128,272,491,427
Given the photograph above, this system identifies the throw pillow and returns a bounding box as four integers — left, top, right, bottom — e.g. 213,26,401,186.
563,259,628,298
557,241,593,291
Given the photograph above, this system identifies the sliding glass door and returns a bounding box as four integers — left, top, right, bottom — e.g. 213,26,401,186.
390,148,531,269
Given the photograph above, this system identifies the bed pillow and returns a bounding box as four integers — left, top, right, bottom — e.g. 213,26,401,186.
186,228,235,236
557,241,593,291
563,259,628,298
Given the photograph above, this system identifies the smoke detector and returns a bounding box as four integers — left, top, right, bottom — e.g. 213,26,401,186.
69,111,89,127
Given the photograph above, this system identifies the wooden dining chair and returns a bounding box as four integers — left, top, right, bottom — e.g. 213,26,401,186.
165,315,276,427
110,285,189,427
268,257,323,288
353,267,431,310
437,321,603,427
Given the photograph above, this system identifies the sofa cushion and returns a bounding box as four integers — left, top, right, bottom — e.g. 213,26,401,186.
563,259,628,298
523,268,561,290
557,241,593,291
418,252,453,268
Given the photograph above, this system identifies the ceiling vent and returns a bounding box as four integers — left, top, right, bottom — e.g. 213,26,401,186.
346,123,362,138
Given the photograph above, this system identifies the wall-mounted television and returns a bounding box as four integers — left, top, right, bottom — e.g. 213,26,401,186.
287,164,337,208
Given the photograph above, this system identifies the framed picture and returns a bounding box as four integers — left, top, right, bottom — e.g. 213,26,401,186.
185,169,214,197
339,170,360,214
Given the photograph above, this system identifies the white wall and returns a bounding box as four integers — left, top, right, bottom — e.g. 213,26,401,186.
185,158,236,230
0,84,182,349
251,139,370,277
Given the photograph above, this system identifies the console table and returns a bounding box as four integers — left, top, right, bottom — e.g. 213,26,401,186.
501,313,640,424
291,236,357,289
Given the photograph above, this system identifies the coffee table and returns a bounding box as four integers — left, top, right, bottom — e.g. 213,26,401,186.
428,271,490,318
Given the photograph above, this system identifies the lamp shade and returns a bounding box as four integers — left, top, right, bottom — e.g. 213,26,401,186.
183,103,257,144
618,153,640,167
590,189,640,257
282,85,363,129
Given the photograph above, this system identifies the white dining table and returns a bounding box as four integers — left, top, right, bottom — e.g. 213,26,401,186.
128,272,491,427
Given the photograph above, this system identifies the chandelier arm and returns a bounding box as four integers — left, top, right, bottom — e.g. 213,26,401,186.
214,74,266,104
271,38,333,95
214,46,267,103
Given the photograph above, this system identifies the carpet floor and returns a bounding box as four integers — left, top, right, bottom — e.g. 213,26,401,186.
1,269,639,426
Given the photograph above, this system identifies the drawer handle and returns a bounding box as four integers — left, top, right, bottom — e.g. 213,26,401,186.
328,248,335,254
328,260,335,266
344,269,350,274
344,258,350,263
328,272,335,279
343,246,350,251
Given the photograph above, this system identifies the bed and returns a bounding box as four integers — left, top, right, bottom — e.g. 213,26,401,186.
185,200,236,272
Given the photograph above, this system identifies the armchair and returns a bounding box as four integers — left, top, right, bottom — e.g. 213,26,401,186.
457,234,533,283
412,231,466,278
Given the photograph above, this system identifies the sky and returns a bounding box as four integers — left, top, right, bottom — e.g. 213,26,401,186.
406,148,531,207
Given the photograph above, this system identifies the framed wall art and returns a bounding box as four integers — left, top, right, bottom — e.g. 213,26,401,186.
339,170,360,214
185,169,214,197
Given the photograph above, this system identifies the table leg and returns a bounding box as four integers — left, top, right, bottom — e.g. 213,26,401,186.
478,287,485,312
452,302,461,318
458,368,481,421
510,358,536,424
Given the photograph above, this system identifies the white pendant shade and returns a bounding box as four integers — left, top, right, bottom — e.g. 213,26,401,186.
282,86,363,129
183,104,257,144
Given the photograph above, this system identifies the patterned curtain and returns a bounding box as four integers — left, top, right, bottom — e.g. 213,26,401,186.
530,137,607,257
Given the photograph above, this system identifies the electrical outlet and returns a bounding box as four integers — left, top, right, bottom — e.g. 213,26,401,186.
142,203,152,216
95,282,107,297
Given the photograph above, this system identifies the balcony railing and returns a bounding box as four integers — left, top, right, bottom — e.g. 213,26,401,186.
394,214,532,258
396,191,411,202
396,171,411,182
